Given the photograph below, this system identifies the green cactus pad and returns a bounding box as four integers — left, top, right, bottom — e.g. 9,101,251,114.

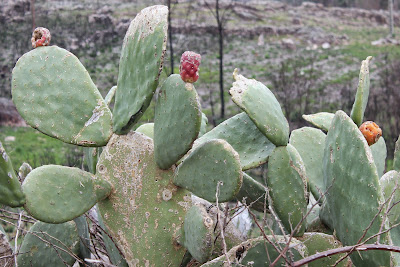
302,112,334,132
22,165,112,223
0,141,25,207
350,56,372,126
17,221,80,267
183,204,214,263
84,147,99,174
393,135,400,171
267,144,308,236
193,112,275,171
199,113,209,137
112,5,168,134
319,110,393,267
235,173,268,212
105,85,117,107
18,162,32,182
136,123,154,139
306,194,320,226
371,137,386,177
173,139,242,202
380,171,400,226
12,46,113,147
201,236,307,266
297,233,351,267
154,74,202,169
0,224,13,267
73,215,91,261
96,206,128,267
289,127,326,200
97,132,191,266
229,69,289,146
380,169,400,254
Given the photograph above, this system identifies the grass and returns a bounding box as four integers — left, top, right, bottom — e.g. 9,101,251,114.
0,126,83,170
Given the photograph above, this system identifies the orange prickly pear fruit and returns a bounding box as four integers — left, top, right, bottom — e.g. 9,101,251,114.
31,27,51,48
359,121,382,146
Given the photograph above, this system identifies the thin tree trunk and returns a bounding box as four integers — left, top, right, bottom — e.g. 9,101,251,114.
167,0,174,74
216,0,225,120
389,0,394,37
31,0,36,31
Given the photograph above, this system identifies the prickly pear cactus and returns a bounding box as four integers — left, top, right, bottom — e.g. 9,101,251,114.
12,46,113,147
193,112,275,170
320,110,393,266
6,3,400,266
0,142,25,207
229,69,289,146
17,221,80,266
96,132,192,266
350,56,372,127
267,144,308,236
154,74,202,170
112,5,168,134
22,165,112,223
290,127,326,200
302,112,334,132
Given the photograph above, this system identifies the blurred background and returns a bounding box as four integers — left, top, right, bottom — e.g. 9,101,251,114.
0,0,399,171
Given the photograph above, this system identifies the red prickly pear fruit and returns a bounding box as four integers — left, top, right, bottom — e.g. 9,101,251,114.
31,27,51,48
359,121,382,146
180,51,201,83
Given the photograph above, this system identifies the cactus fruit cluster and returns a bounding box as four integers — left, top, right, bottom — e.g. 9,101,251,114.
1,4,400,267
179,51,201,83
31,27,51,48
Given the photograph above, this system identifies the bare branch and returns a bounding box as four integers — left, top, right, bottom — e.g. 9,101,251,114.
294,244,400,267
215,181,231,266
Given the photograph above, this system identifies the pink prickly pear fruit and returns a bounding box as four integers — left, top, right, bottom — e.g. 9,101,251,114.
31,27,51,48
180,51,201,83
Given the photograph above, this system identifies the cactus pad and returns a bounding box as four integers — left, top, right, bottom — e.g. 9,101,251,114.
73,215,91,261
380,171,400,228
0,141,25,207
22,165,112,223
382,171,400,263
112,5,168,134
97,132,191,266
320,110,392,266
17,221,80,266
235,173,268,212
350,56,372,126
201,236,307,266
297,233,350,267
154,74,202,169
136,123,154,139
193,112,275,170
199,112,208,137
105,85,117,107
302,112,334,132
371,137,386,177
394,135,400,171
18,162,32,182
183,204,214,263
174,139,242,202
12,46,113,147
289,127,326,200
96,206,128,267
267,144,308,236
229,69,289,146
